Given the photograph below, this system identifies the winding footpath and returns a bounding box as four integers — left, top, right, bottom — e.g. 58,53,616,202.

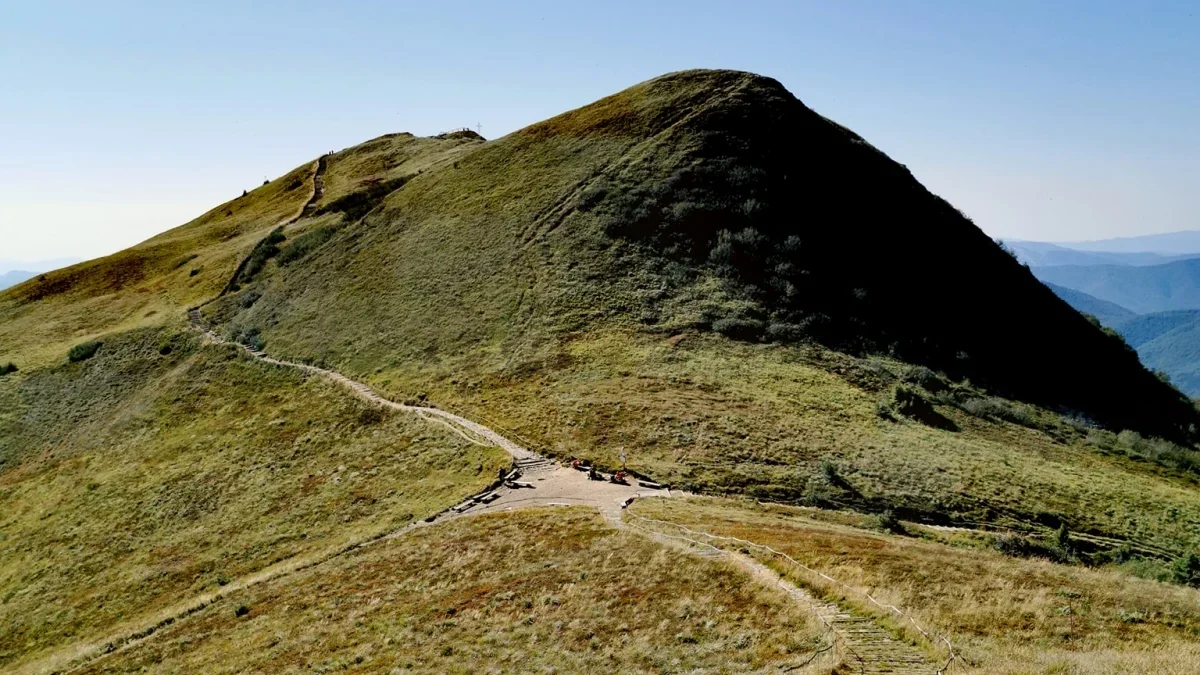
184,309,945,674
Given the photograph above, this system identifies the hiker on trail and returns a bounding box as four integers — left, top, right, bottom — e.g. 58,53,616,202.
497,466,507,481
588,466,600,481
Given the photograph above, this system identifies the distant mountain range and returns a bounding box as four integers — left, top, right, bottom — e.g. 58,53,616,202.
1035,258,1200,315
0,270,38,291
1004,240,1200,268
1042,282,1137,326
1059,230,1200,255
1026,232,1200,396
0,258,81,291
0,257,81,275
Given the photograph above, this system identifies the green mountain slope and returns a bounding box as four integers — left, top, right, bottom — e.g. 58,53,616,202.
1043,282,1138,326
1138,321,1200,396
1034,258,1200,314
1119,310,1200,347
1115,310,1200,396
6,69,1200,674
1038,286,1200,397
218,68,1194,441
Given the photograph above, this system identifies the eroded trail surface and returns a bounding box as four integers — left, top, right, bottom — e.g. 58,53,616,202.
299,154,326,218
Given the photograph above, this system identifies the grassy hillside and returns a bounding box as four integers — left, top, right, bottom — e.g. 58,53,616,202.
5,68,1200,673
71,508,825,674
0,327,505,670
186,69,1200,554
1044,282,1138,326
630,497,1200,674
0,161,316,371
219,69,1195,442
1123,312,1200,397
1035,258,1200,314
0,133,479,373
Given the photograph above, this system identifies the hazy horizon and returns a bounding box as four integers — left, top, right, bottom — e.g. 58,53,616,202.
3,1,1198,261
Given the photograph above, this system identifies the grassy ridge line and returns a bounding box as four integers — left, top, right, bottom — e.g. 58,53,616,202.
212,156,324,300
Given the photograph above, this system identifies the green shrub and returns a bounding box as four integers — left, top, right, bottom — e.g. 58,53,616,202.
234,604,250,618
891,385,958,431
817,459,840,482
1103,430,1200,475
876,509,906,535
960,396,1036,428
277,225,336,266
711,317,764,340
240,227,286,283
316,175,410,222
1171,553,1200,587
357,406,384,425
230,325,265,351
992,532,1072,564
0,362,17,376
67,340,103,362
900,365,947,394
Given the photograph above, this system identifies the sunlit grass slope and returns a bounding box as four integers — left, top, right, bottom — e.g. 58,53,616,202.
223,69,1196,441
0,162,315,369
0,327,505,670
207,69,1200,556
630,497,1200,674
73,508,825,675
367,330,1200,555
0,132,478,372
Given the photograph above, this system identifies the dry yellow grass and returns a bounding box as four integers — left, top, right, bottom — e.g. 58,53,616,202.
0,328,506,671
629,496,1200,674
71,508,825,674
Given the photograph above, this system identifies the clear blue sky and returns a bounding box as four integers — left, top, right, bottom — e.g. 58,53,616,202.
2,0,1198,262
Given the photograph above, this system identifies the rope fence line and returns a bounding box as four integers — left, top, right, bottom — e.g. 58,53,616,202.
625,512,963,674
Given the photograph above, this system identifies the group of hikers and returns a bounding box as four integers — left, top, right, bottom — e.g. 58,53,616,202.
571,458,630,485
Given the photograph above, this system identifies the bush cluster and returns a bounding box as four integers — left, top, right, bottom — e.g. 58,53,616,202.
67,340,103,362
230,325,265,351
277,225,336,266
888,384,957,430
235,227,286,286
991,530,1074,564
1087,428,1200,475
0,362,17,376
958,396,1036,427
316,175,410,222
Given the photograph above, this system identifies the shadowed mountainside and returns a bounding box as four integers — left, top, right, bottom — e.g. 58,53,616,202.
216,69,1197,441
